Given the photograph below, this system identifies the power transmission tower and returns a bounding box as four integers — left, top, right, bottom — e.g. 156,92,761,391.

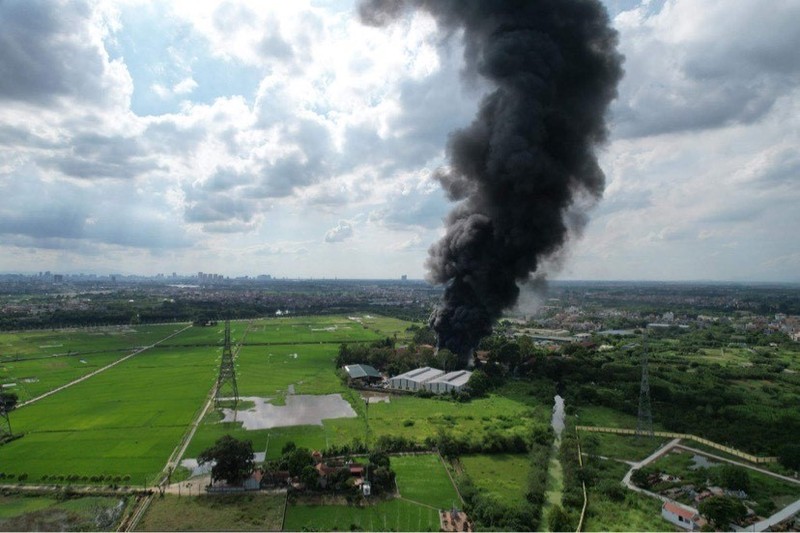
0,394,13,441
214,320,239,410
637,333,654,438
0,409,11,440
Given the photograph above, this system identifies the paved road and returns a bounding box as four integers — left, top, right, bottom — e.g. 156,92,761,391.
617,439,800,532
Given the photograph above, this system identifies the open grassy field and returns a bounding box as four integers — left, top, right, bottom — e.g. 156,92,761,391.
362,382,549,444
0,344,219,483
459,453,530,507
0,324,186,361
0,493,128,531
284,497,441,532
392,454,460,509
581,432,666,462
136,493,285,531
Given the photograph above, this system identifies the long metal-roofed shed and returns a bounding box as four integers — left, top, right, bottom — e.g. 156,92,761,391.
388,367,445,391
343,364,383,384
425,370,472,394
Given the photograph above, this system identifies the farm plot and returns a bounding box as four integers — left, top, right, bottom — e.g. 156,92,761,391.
183,340,359,458
351,314,419,341
235,344,346,397
157,321,251,346
0,493,129,531
393,454,461,509
0,352,131,403
284,498,441,532
136,493,284,531
0,324,186,361
0,345,219,483
458,454,530,507
244,316,384,344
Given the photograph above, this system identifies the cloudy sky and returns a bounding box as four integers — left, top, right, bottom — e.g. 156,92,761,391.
0,0,798,282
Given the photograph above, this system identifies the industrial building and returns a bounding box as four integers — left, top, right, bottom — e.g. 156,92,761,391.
425,370,472,394
388,367,445,391
387,367,473,394
343,364,382,385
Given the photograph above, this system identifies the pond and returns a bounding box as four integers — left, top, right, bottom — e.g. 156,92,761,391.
220,394,357,430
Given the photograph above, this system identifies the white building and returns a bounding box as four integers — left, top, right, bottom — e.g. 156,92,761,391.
388,367,445,391
661,501,705,531
425,370,472,394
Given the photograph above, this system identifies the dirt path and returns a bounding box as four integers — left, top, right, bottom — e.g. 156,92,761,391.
17,325,193,409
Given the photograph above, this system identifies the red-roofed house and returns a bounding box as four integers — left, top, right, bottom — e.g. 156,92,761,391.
661,501,706,531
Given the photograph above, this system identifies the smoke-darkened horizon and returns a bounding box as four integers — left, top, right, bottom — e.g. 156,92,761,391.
360,0,624,365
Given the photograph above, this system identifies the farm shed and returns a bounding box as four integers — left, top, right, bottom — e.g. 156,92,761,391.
388,367,445,391
343,364,382,384
425,370,472,394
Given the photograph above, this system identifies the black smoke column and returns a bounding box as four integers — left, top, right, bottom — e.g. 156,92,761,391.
360,0,623,366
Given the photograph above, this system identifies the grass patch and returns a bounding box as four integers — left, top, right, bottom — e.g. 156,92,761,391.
459,454,530,507
581,432,666,462
136,493,285,531
392,454,460,509
0,494,127,531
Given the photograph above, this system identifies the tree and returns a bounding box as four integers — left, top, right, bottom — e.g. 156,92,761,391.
466,369,491,396
300,465,319,489
436,348,458,372
547,505,574,532
198,435,254,485
699,496,747,528
285,448,314,477
778,443,800,471
716,464,750,492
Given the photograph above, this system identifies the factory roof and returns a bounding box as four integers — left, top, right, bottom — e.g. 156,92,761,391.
343,364,382,380
428,370,472,387
391,366,445,383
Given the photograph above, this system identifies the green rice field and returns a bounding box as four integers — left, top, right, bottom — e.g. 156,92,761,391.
392,454,461,509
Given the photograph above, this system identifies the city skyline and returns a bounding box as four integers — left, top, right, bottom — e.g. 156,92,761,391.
1,0,798,282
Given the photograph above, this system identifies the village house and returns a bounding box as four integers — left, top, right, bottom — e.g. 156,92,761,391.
661,501,706,531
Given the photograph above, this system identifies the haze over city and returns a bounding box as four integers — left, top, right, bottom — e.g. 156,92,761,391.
1,0,798,282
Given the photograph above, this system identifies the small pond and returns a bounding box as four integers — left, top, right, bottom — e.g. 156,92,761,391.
220,394,357,430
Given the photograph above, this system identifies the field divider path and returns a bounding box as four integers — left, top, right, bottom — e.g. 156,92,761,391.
159,320,254,486
398,496,440,511
17,324,193,409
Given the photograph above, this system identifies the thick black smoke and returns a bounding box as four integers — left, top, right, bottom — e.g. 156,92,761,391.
360,0,623,366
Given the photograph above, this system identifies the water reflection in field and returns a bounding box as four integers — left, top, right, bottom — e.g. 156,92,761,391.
220,394,357,430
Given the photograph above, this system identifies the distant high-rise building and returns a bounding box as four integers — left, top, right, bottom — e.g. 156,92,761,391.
53,274,63,282
401,274,408,281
